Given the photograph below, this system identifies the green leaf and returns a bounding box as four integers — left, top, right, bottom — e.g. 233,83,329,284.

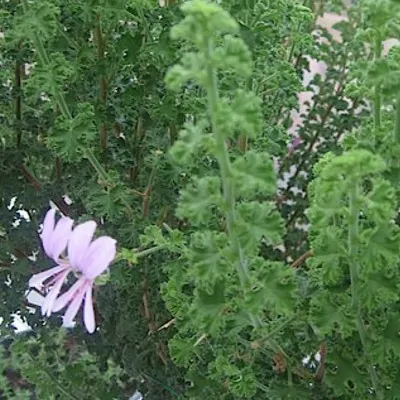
176,176,223,226
245,258,296,317
171,0,239,44
216,90,262,139
17,2,60,40
325,351,370,397
236,201,284,251
309,291,356,338
47,103,96,161
193,280,226,334
232,151,277,198
86,180,131,219
168,119,214,165
378,313,400,358
188,230,230,285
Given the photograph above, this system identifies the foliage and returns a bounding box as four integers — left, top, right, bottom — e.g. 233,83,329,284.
2,0,400,399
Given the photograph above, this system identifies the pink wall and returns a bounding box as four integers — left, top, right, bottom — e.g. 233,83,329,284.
289,9,400,135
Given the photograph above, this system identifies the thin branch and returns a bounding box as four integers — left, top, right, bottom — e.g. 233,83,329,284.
290,249,312,269
21,164,70,215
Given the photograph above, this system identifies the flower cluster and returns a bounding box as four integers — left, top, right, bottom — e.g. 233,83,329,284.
29,208,116,333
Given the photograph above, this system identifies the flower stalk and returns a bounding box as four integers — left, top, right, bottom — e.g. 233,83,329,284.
204,38,249,289
373,35,382,132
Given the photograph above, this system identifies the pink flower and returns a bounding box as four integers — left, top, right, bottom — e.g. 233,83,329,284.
51,221,116,333
29,208,116,334
29,208,74,317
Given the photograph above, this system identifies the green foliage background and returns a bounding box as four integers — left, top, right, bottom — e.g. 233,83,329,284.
2,0,400,399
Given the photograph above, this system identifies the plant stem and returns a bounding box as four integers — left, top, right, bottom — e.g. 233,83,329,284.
93,15,108,151
373,36,382,132
394,92,400,143
83,148,110,184
135,245,166,259
204,39,249,288
22,0,109,181
26,352,80,400
23,11,74,121
15,56,22,147
250,315,297,347
348,185,358,308
113,245,166,266
348,184,382,399
203,39,263,328
373,88,381,131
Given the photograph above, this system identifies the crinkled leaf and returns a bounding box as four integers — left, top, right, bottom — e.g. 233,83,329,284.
232,151,277,197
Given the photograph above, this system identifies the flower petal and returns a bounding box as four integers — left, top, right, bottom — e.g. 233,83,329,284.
48,216,74,261
81,236,116,280
83,282,95,334
67,221,97,270
62,319,76,329
62,280,88,327
40,208,56,257
41,269,70,317
52,277,85,312
29,265,69,289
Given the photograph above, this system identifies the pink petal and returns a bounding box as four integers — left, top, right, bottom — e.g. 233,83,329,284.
41,269,71,317
67,221,97,270
40,208,56,257
83,282,95,333
52,277,86,312
48,216,74,261
29,265,69,289
81,236,116,280
62,280,88,327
